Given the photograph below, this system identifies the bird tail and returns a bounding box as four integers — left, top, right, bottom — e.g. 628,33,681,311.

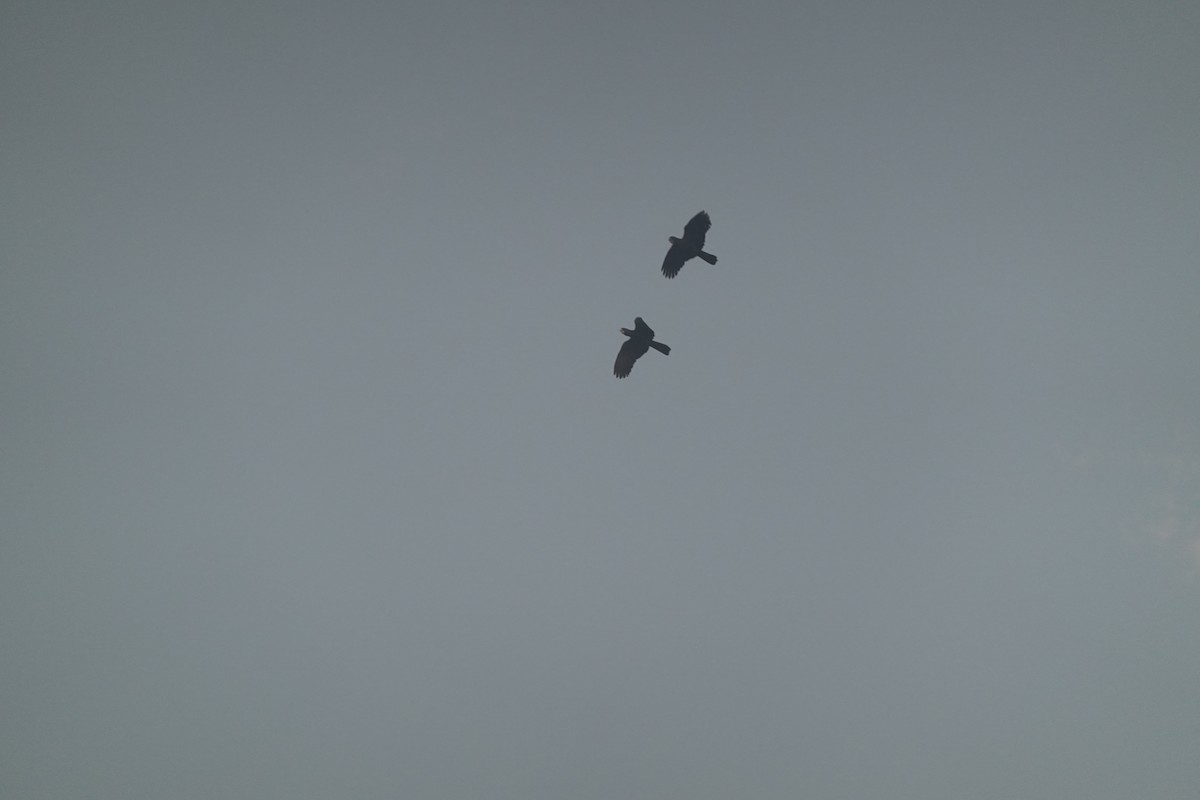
649,341,671,356
698,251,717,265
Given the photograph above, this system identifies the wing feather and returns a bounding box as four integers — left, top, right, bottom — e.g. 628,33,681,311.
614,338,649,378
661,243,687,278
682,211,711,248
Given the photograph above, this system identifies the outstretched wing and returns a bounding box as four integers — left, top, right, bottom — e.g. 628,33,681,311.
614,338,649,378
682,211,711,248
662,243,688,278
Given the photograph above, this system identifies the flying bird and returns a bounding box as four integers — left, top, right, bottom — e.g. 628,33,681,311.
661,210,717,279
614,317,670,378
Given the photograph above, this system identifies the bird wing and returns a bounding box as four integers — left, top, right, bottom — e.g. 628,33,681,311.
662,243,687,278
633,317,655,338
614,338,649,378
682,211,711,248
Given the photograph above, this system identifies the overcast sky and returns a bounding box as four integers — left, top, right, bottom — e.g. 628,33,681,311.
3,1,1199,798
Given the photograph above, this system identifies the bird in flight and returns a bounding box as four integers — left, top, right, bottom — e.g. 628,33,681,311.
661,211,717,279
614,317,670,378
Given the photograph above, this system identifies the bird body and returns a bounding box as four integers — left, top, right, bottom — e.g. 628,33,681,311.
614,317,670,378
662,211,717,279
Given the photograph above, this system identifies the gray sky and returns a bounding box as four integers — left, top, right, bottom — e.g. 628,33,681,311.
3,1,1199,798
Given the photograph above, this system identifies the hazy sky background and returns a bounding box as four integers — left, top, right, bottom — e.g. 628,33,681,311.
3,1,1199,798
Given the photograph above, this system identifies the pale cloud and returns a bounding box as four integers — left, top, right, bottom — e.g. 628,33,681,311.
1060,439,1200,574
1147,512,1180,542
1054,439,1102,473
1144,454,1200,572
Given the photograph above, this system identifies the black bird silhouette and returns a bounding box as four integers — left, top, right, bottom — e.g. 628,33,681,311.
614,317,670,378
661,211,717,279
